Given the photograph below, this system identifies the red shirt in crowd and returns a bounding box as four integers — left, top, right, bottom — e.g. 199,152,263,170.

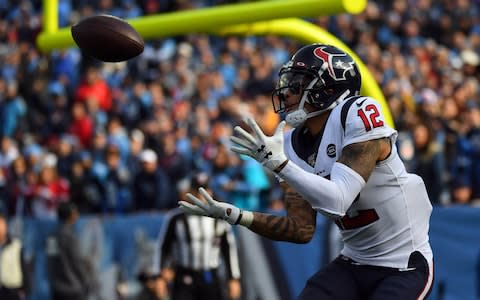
68,102,94,148
75,69,112,111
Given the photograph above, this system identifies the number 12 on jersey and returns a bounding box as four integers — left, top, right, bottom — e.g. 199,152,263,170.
357,105,384,131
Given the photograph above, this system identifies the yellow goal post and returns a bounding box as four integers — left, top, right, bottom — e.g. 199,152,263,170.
37,0,393,127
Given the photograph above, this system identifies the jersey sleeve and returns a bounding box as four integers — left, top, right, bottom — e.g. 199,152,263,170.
343,97,397,147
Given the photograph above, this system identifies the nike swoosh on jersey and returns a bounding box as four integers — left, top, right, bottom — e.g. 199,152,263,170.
356,98,367,107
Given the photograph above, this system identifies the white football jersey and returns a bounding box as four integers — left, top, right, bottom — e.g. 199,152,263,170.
283,96,433,268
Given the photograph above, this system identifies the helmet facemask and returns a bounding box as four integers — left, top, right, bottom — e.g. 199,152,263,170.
272,62,350,128
272,69,316,114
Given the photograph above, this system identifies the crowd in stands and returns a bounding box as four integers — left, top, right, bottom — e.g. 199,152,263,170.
0,0,478,222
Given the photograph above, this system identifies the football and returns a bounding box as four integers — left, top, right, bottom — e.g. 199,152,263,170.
71,14,144,62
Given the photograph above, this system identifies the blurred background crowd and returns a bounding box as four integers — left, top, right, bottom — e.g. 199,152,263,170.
0,0,478,219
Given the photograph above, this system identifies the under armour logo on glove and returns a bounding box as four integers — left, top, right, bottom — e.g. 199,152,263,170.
230,117,288,172
257,145,273,159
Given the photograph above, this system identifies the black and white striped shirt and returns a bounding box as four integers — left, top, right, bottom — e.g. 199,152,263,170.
156,208,241,280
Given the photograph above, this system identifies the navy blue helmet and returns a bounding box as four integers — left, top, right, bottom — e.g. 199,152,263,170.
272,44,361,117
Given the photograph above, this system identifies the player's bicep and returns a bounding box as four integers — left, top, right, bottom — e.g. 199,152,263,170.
340,97,395,181
337,139,381,182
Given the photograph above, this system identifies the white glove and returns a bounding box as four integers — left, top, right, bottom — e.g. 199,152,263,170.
179,187,242,225
230,117,288,171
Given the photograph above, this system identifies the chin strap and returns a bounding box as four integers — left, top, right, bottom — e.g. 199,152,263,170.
285,109,308,128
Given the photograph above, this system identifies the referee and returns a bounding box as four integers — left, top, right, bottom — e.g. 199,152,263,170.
157,172,241,300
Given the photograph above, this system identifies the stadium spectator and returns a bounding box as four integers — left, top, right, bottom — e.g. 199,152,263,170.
182,43,434,299
46,202,97,300
133,149,173,211
454,100,480,202
31,153,70,220
208,141,235,194
55,134,79,179
159,172,241,300
240,156,272,211
5,156,32,217
119,80,152,131
0,136,18,211
45,81,71,139
91,128,109,163
0,136,19,169
208,141,266,211
0,80,27,138
74,65,112,112
68,101,94,149
451,176,473,205
69,151,104,214
106,115,131,162
102,142,132,214
126,128,146,175
157,131,190,205
0,212,30,300
410,122,446,204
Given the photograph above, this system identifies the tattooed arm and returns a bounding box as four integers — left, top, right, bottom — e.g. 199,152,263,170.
275,137,391,218
180,138,391,240
249,182,316,244
245,138,388,242
337,137,391,181
180,182,316,243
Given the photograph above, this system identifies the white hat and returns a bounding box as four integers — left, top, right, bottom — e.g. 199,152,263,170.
178,42,193,57
42,153,58,168
139,149,157,163
131,129,144,143
461,49,480,66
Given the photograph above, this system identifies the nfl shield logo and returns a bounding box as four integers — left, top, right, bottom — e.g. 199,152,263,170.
327,144,336,158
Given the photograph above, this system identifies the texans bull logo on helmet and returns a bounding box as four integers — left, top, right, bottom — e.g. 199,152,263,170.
313,46,356,81
272,43,362,121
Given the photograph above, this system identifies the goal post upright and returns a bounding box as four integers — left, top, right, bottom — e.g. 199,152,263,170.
38,0,393,127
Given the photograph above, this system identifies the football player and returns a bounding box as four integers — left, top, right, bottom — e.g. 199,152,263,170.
180,44,434,300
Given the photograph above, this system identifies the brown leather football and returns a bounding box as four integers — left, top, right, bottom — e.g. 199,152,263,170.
71,14,144,62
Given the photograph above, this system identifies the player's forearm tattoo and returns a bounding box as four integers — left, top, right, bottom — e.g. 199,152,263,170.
337,138,388,181
249,188,316,244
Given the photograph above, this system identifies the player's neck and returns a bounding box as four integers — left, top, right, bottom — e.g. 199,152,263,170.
304,112,330,135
